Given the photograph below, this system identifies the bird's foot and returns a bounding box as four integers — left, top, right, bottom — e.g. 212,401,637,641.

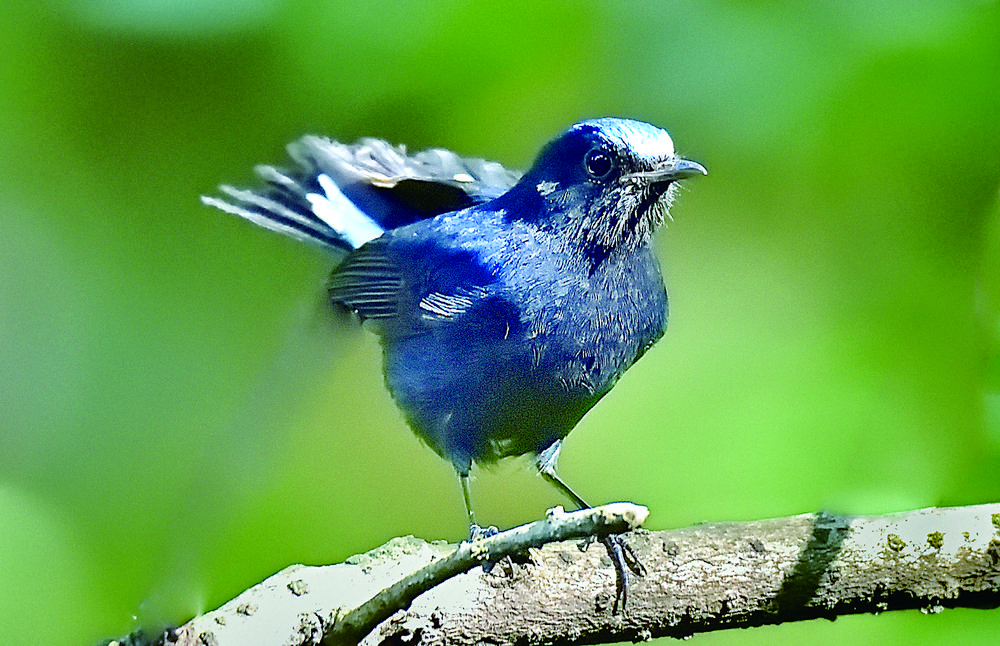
579,533,645,614
467,523,501,572
468,523,499,541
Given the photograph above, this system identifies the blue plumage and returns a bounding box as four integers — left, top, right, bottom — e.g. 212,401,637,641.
203,118,705,606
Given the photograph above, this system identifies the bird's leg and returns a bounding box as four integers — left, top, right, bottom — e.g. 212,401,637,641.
536,441,645,613
459,470,504,574
460,471,498,541
536,450,590,508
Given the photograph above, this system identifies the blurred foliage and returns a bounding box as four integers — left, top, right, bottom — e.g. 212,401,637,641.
1,1,999,644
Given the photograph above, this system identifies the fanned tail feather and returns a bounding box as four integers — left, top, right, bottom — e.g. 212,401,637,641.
203,136,522,252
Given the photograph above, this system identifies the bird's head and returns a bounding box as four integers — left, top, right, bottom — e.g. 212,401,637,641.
512,118,706,260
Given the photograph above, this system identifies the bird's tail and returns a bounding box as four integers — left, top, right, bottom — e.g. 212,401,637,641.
202,137,391,252
202,136,521,252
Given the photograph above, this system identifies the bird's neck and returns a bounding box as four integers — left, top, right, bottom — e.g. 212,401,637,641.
492,182,655,270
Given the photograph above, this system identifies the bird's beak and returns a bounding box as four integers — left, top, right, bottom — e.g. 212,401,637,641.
628,157,708,183
665,158,708,179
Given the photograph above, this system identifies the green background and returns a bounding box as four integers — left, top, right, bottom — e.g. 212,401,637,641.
2,1,999,644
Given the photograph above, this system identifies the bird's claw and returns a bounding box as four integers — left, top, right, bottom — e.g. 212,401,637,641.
579,533,645,614
468,524,501,572
468,524,499,541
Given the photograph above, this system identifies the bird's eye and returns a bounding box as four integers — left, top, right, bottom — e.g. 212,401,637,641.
583,148,613,179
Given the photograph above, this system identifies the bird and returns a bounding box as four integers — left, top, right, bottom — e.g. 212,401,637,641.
203,118,706,608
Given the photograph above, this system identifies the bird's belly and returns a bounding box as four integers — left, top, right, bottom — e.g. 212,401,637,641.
382,315,655,471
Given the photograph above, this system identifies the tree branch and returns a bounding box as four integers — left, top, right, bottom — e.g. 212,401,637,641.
147,502,1000,646
327,503,647,644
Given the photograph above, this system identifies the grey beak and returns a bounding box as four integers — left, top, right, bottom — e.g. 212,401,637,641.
665,158,708,179
628,157,708,183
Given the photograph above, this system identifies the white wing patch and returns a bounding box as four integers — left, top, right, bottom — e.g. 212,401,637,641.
306,174,384,249
418,285,489,319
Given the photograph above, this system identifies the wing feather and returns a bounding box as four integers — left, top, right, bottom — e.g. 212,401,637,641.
327,239,403,320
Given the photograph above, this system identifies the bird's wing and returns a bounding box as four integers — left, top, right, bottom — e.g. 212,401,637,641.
204,136,522,252
327,230,502,328
326,237,404,321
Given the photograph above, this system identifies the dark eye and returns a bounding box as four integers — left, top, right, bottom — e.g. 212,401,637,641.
584,148,613,179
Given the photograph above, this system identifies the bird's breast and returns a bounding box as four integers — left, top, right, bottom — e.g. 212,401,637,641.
514,250,668,398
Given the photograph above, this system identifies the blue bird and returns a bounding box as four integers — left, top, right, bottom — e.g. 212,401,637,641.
203,118,705,607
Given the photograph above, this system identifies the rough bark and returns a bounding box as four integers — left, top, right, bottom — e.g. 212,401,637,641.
139,502,1000,646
